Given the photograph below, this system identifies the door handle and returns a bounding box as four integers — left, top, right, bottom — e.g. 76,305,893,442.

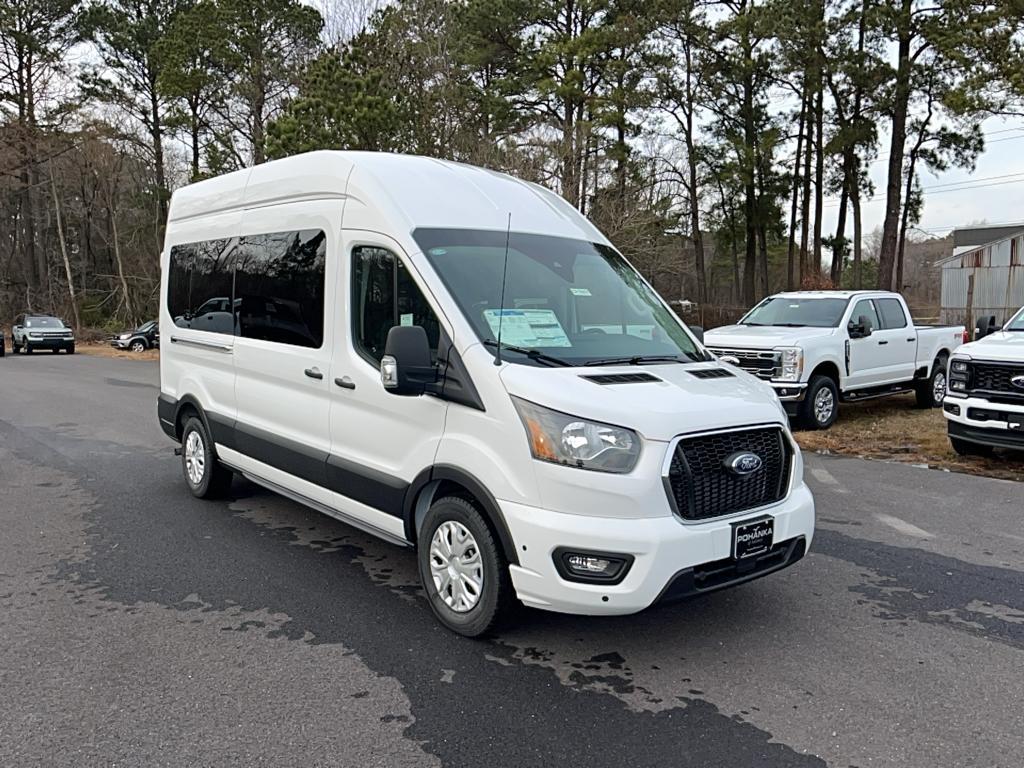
906,338,915,342
304,367,324,380
878,340,888,345
334,376,356,390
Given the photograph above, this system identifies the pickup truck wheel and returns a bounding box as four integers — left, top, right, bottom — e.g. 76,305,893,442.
11,340,20,354
66,345,75,354
915,356,947,408
24,344,33,354
181,416,233,498
418,496,514,638
950,436,993,458
799,375,839,430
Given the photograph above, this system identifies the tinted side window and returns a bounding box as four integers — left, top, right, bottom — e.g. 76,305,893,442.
234,230,327,348
352,246,439,364
876,298,908,329
168,238,235,333
850,299,879,332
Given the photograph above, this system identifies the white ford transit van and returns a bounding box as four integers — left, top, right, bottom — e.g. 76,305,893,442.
158,151,815,636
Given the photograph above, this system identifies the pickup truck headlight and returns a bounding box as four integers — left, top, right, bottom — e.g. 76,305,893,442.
948,355,971,394
512,397,640,473
28,332,42,339
774,347,803,381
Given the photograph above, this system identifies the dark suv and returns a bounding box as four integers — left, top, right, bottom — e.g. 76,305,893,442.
110,320,160,352
11,315,76,354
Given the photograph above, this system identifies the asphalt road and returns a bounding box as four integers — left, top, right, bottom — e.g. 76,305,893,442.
1,353,1022,768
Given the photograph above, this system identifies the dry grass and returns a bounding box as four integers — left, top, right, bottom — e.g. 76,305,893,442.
76,342,160,361
795,394,1024,482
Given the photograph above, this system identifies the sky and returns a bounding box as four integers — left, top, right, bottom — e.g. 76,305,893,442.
820,115,1024,241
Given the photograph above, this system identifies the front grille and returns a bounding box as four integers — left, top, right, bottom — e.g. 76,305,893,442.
666,426,792,521
706,347,781,380
966,360,1024,403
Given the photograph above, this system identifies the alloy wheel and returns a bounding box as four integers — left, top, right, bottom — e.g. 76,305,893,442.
429,521,484,613
814,387,835,426
184,430,206,486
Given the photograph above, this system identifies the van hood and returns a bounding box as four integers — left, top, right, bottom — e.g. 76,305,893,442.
498,362,787,442
958,332,1024,363
704,324,836,349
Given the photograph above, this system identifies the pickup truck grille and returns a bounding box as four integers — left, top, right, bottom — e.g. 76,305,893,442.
666,426,793,521
706,347,781,380
966,360,1024,403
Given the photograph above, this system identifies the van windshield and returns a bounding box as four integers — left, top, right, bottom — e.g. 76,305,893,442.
740,297,847,328
414,228,706,366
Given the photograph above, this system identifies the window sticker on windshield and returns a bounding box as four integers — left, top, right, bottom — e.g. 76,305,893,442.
483,309,572,348
400,313,414,326
570,287,592,297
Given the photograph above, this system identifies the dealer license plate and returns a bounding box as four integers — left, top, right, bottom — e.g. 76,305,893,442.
732,516,774,560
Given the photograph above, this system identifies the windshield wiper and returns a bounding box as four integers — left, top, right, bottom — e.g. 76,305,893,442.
583,354,689,367
772,323,808,327
482,339,571,367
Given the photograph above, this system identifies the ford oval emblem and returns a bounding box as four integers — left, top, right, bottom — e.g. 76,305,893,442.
1012,375,1024,390
725,451,763,476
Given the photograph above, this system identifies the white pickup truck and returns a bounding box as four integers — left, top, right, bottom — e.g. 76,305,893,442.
705,290,966,429
943,305,1024,455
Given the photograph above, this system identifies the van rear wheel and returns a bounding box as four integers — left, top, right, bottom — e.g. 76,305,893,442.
181,416,233,498
418,496,514,637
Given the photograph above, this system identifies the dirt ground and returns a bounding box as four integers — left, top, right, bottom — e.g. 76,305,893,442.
795,394,1024,482
76,342,160,361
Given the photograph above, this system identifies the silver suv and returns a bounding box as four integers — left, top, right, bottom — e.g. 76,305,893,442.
11,315,76,354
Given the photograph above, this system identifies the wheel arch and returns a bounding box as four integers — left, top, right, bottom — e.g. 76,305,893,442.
809,359,841,386
404,465,519,566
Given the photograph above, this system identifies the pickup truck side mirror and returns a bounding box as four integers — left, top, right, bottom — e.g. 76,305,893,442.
848,315,873,339
975,315,998,340
689,325,705,343
381,325,438,396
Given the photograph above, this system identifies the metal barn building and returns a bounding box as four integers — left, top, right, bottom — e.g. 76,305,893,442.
938,224,1024,326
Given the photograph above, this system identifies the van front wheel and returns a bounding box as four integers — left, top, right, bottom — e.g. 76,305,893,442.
418,496,514,637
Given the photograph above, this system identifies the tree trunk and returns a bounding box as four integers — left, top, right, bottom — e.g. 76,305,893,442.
50,166,81,329
831,152,852,286
786,96,807,291
878,0,913,290
799,91,813,285
896,152,918,292
742,82,757,306
812,75,824,275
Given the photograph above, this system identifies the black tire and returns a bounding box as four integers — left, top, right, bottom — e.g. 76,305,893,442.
417,496,515,638
129,339,147,352
180,415,233,499
66,344,75,355
915,355,947,408
11,340,20,354
24,344,32,354
950,436,993,457
797,374,840,430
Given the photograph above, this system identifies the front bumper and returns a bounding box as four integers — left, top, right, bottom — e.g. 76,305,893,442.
945,396,1024,450
500,482,815,615
110,338,132,349
25,337,74,349
770,381,807,402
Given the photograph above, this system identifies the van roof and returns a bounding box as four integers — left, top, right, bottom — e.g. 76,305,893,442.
166,151,606,245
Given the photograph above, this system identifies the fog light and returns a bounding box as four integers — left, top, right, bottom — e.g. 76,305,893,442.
554,548,633,584
950,380,966,391
944,403,961,416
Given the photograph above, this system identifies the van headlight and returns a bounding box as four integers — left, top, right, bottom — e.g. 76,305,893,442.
774,347,803,381
511,397,640,473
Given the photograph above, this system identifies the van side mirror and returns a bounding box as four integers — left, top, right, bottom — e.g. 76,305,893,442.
848,315,873,339
381,325,437,396
690,325,705,343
